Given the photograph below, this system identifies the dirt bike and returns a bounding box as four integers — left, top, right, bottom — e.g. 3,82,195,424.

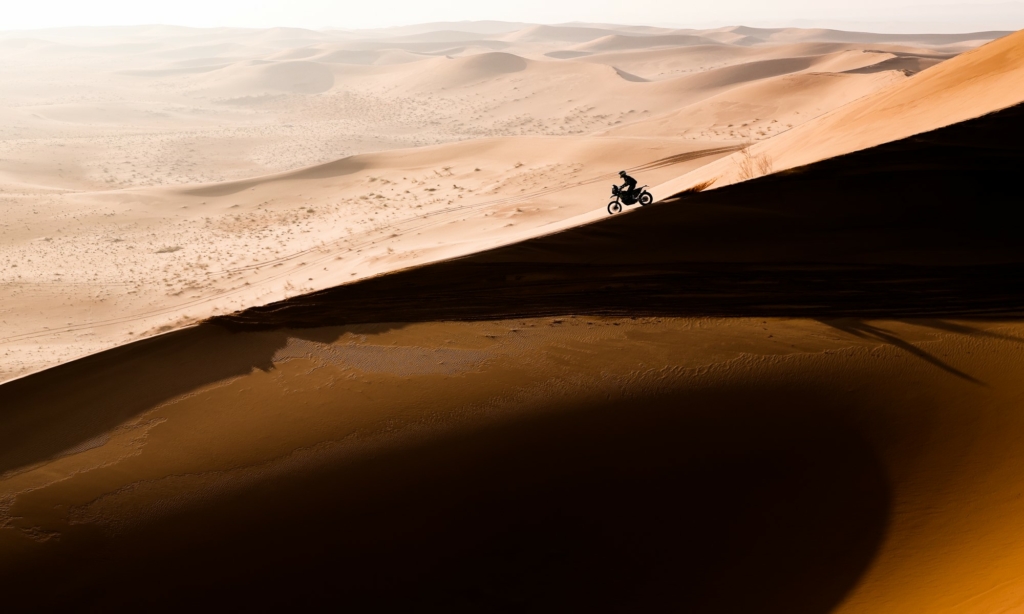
607,184,653,214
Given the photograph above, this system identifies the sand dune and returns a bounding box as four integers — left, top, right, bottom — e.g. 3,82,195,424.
379,29,501,44
2,93,1024,611
309,48,427,65
189,59,337,95
2,19,1024,610
501,24,628,43
570,33,720,52
1,22,1003,384
405,52,530,88
0,132,735,383
711,25,1013,46
570,42,943,80
606,70,903,139
659,29,1024,195
219,102,1024,327
353,20,534,38
568,44,766,75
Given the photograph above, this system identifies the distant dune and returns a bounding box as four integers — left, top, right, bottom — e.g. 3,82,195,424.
500,24,625,43
571,33,721,52
188,59,336,95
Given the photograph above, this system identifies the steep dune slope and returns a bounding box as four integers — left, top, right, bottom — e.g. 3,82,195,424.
659,29,1024,194
501,24,624,43
0,24,992,385
573,43,948,81
4,22,1024,612
606,70,904,139
1,100,1024,613
218,102,1024,328
7,312,1024,612
0,136,735,384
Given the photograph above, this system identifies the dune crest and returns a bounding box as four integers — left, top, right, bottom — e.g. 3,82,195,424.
0,22,1008,384
658,29,1024,195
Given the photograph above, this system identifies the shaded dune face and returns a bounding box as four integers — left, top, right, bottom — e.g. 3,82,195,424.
0,323,890,612
135,400,885,612
217,102,1024,331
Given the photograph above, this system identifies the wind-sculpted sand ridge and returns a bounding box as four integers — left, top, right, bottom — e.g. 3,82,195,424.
0,21,1004,382
0,138,738,382
216,102,1024,330
659,28,1024,195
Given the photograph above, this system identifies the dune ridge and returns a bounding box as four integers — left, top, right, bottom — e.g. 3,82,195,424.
216,102,1024,329
6,21,980,382
658,28,1024,195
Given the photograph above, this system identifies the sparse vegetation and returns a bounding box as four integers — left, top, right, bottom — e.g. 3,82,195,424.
678,179,717,195
737,144,775,181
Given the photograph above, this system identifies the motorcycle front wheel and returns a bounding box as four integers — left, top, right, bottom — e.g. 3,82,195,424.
639,192,653,206
607,201,622,215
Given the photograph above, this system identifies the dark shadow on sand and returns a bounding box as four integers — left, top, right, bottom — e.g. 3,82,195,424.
9,373,892,614
819,319,986,385
0,323,404,477
215,103,1024,332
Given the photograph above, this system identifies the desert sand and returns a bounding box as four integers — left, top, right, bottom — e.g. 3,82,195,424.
2,20,1024,611
0,23,998,382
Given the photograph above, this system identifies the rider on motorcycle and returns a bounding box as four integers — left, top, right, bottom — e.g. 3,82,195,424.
617,170,638,204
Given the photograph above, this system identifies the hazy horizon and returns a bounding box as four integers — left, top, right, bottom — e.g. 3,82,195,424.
3,1,1024,34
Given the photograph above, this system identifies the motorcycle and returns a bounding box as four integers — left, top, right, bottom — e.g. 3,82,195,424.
607,184,653,215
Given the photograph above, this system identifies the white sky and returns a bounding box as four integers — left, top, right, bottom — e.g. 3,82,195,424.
3,0,1023,32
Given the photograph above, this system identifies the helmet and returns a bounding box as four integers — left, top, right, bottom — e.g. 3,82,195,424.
618,170,627,177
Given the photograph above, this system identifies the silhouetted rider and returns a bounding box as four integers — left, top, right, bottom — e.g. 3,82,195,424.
618,170,638,203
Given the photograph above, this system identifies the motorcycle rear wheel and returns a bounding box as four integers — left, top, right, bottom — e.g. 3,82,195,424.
607,201,622,215
639,192,653,206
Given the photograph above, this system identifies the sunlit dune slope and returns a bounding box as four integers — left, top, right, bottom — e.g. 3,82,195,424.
0,23,1003,384
605,71,903,139
500,24,627,43
219,102,1024,330
0,135,736,384
707,25,1012,46
570,33,721,52
659,29,1024,194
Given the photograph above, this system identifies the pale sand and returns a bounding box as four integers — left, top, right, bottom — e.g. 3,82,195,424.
3,23,993,383
658,28,1024,195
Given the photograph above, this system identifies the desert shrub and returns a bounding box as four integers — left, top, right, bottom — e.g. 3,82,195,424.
679,179,717,195
737,144,774,180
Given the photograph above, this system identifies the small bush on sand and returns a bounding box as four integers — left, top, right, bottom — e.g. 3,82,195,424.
737,144,774,181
